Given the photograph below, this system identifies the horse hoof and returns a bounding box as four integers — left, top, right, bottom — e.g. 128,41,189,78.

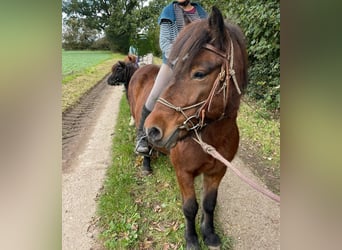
186,239,200,250
141,164,152,176
186,244,200,250
208,245,221,250
203,233,221,249
141,169,152,176
129,116,135,126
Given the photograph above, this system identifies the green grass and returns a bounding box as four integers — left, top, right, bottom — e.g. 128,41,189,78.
62,51,123,84
62,50,114,76
62,51,125,112
238,99,280,165
97,97,233,249
237,98,280,193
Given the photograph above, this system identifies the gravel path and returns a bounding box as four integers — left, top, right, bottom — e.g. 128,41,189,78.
218,156,280,249
62,77,280,249
62,81,123,250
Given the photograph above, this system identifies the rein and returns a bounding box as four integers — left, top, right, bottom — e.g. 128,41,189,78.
194,44,280,203
193,131,280,203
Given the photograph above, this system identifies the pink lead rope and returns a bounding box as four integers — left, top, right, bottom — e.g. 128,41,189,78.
193,131,280,203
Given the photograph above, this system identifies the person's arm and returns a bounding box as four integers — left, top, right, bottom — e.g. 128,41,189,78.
159,20,174,60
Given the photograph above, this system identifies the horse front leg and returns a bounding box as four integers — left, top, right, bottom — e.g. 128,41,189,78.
141,155,152,175
201,167,227,249
176,171,200,250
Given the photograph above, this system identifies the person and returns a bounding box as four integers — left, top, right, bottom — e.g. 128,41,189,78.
128,45,139,67
128,45,138,57
135,0,207,154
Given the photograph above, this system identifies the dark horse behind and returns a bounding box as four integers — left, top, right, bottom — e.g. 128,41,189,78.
107,57,162,172
107,54,139,98
128,7,247,250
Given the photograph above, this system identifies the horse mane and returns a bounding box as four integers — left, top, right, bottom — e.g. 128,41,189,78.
125,62,138,84
108,59,138,99
121,62,138,97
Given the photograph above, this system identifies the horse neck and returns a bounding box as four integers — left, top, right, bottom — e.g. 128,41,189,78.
199,115,238,151
126,64,138,83
124,64,138,94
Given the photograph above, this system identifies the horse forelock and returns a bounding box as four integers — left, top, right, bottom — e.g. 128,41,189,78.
109,61,138,98
169,20,210,74
168,17,248,92
169,19,234,75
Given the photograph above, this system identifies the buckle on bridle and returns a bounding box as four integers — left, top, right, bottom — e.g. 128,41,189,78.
179,115,201,131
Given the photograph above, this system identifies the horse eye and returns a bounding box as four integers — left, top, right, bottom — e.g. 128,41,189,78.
193,72,206,79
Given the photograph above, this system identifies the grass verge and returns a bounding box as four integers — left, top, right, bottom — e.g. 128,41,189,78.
237,98,280,194
62,51,120,81
97,97,233,249
62,53,124,112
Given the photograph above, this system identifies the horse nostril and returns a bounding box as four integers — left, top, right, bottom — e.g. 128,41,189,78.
147,126,163,143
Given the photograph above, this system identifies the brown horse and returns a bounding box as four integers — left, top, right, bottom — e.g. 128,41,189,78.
107,56,160,162
127,64,162,173
143,7,248,249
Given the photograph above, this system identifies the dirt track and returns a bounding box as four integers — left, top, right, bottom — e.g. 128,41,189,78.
62,77,279,249
62,78,123,250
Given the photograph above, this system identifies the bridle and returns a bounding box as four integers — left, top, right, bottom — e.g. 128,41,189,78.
157,40,241,132
156,42,281,203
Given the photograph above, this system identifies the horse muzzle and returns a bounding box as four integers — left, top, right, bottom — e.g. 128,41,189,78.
146,126,179,150
107,75,121,86
107,75,115,85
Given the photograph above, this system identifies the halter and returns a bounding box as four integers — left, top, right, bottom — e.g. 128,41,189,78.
157,40,241,132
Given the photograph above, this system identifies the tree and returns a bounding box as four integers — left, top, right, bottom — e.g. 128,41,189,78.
62,0,139,53
202,0,280,113
62,0,112,30
62,17,98,50
128,0,168,56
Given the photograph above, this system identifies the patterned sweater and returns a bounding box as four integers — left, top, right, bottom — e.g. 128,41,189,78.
158,2,207,63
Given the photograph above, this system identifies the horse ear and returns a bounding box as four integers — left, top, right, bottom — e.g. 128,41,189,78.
208,6,227,45
128,55,133,62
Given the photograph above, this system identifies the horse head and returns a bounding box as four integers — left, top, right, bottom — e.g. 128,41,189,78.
107,59,139,97
107,61,126,86
145,6,248,150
